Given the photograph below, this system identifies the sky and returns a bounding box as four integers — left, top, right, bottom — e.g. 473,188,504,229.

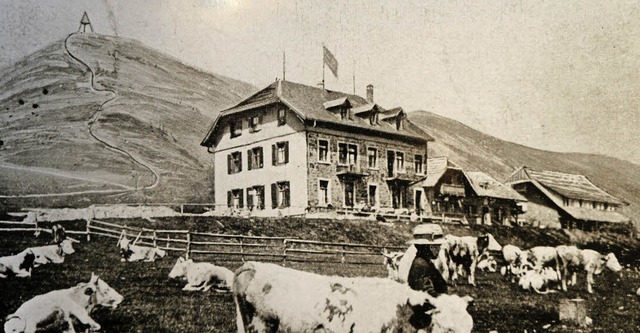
1,0,639,164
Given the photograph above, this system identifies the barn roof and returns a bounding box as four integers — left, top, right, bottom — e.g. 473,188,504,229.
465,171,527,201
506,167,625,205
201,80,433,146
419,157,462,187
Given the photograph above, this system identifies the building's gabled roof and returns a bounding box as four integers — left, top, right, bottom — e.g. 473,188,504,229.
419,157,462,187
465,171,527,201
323,97,351,110
201,80,433,146
506,166,626,205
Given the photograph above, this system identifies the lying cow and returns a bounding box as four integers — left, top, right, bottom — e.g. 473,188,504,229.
29,239,75,267
517,267,560,294
4,273,123,333
169,257,234,292
0,249,36,278
234,261,474,333
556,246,623,293
117,234,166,262
519,246,558,268
51,224,66,244
443,233,502,286
476,253,497,273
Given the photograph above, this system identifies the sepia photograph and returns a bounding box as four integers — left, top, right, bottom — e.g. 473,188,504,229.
1,1,639,332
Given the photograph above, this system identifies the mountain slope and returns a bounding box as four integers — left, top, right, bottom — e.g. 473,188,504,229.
409,111,640,227
0,33,255,205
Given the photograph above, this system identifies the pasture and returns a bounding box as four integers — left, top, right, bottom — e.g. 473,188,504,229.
2,230,640,332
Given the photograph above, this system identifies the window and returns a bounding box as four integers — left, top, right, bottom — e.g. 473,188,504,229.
319,179,330,206
368,184,378,207
227,151,242,174
563,197,569,206
249,115,261,132
395,152,405,172
247,147,263,170
318,139,329,163
227,189,244,209
367,147,378,169
344,181,355,207
272,141,289,165
369,113,379,125
414,155,424,174
396,117,403,130
338,143,357,165
230,120,242,138
277,109,287,126
246,186,265,210
271,181,290,208
340,107,351,120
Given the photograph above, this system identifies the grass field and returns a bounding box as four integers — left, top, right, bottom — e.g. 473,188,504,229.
2,229,640,333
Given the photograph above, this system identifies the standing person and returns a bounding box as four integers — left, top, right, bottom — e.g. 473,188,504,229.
407,236,448,330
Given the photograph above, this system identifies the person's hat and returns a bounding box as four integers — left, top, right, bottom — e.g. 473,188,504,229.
408,223,445,245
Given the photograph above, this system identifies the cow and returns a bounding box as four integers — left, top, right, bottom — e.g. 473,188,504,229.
443,233,502,286
29,239,75,267
168,257,234,292
117,233,166,262
51,224,66,244
517,267,560,294
233,261,474,333
519,246,557,269
4,273,123,333
0,249,36,278
476,253,497,273
556,246,623,293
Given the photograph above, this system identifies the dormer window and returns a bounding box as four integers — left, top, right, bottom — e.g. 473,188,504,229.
396,116,403,130
277,109,287,126
340,107,351,120
369,112,379,125
249,115,261,132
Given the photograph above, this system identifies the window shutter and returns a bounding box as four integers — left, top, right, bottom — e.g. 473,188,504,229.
238,153,243,172
271,183,278,208
259,147,264,168
227,154,232,174
227,191,232,208
246,188,253,209
284,182,291,208
238,190,244,208
284,142,289,164
272,144,277,166
247,149,253,170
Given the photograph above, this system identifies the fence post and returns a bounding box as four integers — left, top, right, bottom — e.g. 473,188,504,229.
166,234,170,248
153,230,157,247
341,246,346,264
86,218,91,242
282,239,288,267
180,204,184,214
238,237,245,262
185,231,191,260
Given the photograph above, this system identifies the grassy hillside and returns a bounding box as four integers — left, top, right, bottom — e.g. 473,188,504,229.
0,33,254,206
409,111,640,228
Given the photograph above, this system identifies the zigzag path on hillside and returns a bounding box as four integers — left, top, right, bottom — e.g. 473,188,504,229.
61,33,160,192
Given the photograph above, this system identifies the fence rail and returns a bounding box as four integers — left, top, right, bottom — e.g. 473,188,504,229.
0,218,406,265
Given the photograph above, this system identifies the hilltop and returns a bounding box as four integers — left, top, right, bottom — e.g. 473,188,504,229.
409,111,640,229
0,33,254,206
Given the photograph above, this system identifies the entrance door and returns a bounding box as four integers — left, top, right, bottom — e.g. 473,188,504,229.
415,189,423,214
344,181,355,208
368,184,378,208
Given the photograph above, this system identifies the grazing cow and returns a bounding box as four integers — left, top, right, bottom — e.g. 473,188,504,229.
169,257,234,292
521,246,557,268
517,267,560,294
556,246,623,293
0,249,36,278
234,261,474,333
51,224,66,244
443,234,502,286
29,239,76,267
117,234,166,262
4,273,123,333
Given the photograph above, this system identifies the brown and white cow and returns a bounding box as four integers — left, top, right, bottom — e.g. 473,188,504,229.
117,234,166,262
517,267,560,294
443,234,502,286
234,261,474,333
4,273,123,333
0,249,36,278
556,246,623,293
29,240,76,267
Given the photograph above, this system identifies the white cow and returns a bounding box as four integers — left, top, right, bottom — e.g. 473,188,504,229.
117,235,166,262
234,261,474,333
521,246,557,268
556,246,623,293
476,253,497,273
0,249,36,278
382,246,449,283
29,240,75,267
4,273,124,333
517,267,560,294
168,257,234,292
442,233,502,286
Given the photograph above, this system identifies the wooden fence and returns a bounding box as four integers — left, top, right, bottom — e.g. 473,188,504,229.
0,219,406,265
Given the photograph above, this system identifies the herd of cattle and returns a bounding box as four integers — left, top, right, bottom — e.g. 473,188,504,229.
0,225,627,333
382,233,624,295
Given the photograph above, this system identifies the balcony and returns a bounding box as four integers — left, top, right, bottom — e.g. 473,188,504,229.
336,164,368,178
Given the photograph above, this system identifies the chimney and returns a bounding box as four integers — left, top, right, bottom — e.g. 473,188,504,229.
366,84,374,103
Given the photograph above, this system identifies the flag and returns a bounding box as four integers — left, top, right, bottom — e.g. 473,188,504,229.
323,45,338,78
